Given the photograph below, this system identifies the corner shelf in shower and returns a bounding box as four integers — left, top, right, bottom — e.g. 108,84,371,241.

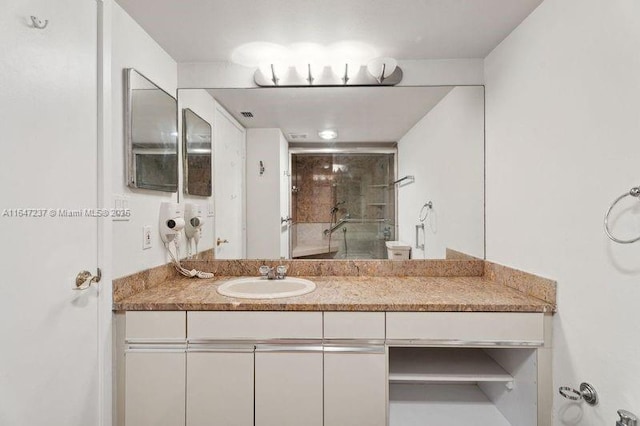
368,203,388,207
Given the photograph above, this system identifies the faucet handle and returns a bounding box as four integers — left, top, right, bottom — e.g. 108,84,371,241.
259,265,271,277
618,410,638,426
276,265,288,279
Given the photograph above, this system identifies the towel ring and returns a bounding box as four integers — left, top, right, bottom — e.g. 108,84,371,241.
604,186,640,244
419,201,433,222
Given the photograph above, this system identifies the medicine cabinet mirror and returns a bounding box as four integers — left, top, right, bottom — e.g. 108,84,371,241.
182,108,213,196
124,68,178,192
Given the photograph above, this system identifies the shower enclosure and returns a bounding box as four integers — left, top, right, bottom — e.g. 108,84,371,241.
290,150,396,259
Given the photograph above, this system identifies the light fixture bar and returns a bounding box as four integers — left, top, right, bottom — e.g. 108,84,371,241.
254,65,402,87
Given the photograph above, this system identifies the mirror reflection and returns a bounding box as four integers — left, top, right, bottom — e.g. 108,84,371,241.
178,85,484,260
125,68,178,192
182,108,213,196
291,152,395,259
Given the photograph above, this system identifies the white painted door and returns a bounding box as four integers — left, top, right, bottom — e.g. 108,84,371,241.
0,1,100,425
214,105,245,258
279,137,290,258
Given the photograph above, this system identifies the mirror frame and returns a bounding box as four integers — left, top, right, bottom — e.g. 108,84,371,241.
124,68,179,192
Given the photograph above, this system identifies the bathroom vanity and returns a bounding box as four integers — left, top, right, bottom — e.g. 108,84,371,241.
114,261,555,426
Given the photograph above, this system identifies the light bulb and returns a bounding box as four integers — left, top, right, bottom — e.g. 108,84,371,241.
328,41,377,81
290,42,327,81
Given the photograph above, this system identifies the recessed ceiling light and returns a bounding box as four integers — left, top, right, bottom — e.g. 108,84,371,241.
318,129,338,140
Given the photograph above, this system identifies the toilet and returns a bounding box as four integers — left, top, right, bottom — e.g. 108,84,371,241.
385,241,412,260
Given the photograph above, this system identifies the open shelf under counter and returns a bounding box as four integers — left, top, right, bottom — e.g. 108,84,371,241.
388,347,513,384
389,383,512,426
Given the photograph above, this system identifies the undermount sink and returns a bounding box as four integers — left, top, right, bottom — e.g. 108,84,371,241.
217,277,316,299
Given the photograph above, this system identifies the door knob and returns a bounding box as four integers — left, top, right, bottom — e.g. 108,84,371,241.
75,268,101,290
217,238,229,247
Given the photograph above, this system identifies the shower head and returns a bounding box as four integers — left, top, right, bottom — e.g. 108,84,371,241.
330,201,346,214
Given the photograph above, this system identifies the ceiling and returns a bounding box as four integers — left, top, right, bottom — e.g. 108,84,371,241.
206,86,453,143
115,0,544,63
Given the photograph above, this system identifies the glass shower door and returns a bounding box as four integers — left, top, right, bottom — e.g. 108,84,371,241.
290,151,395,260
332,153,395,259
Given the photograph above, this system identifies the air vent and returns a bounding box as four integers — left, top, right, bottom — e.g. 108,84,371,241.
240,111,254,118
288,133,308,140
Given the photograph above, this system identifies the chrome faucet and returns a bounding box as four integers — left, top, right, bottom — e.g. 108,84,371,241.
259,265,288,280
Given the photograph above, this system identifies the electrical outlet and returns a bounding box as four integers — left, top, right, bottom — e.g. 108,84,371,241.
142,225,152,250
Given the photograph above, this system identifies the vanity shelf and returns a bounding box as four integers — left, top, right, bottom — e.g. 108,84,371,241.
389,347,512,384
390,383,511,426
388,347,537,426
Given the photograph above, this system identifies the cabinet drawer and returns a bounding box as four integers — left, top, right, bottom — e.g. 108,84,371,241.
386,312,543,345
188,312,322,340
324,312,385,339
126,311,186,341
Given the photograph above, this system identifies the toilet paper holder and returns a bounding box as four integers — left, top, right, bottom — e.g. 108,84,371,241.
558,382,598,406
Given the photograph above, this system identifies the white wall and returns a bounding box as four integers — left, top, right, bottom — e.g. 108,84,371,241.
246,128,289,258
484,0,640,423
398,86,485,259
177,89,217,256
111,3,178,278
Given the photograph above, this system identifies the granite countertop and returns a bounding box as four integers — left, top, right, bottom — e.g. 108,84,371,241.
113,275,555,313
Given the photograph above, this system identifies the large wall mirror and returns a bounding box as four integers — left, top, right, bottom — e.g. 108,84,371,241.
178,85,484,261
125,68,178,192
182,108,212,196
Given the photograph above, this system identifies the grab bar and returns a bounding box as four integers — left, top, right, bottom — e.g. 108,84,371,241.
415,224,424,250
391,175,414,186
324,214,350,235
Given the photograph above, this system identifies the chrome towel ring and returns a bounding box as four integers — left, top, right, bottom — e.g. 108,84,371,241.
604,186,640,244
418,201,433,222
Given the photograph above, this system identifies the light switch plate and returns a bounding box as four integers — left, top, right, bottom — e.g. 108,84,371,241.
207,202,215,217
113,194,131,222
142,225,152,250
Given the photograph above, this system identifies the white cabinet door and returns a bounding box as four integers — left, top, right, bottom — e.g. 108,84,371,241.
187,347,254,426
324,346,387,426
125,351,186,426
255,346,323,426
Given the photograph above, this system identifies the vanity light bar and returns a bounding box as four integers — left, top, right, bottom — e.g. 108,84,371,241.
254,64,403,87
